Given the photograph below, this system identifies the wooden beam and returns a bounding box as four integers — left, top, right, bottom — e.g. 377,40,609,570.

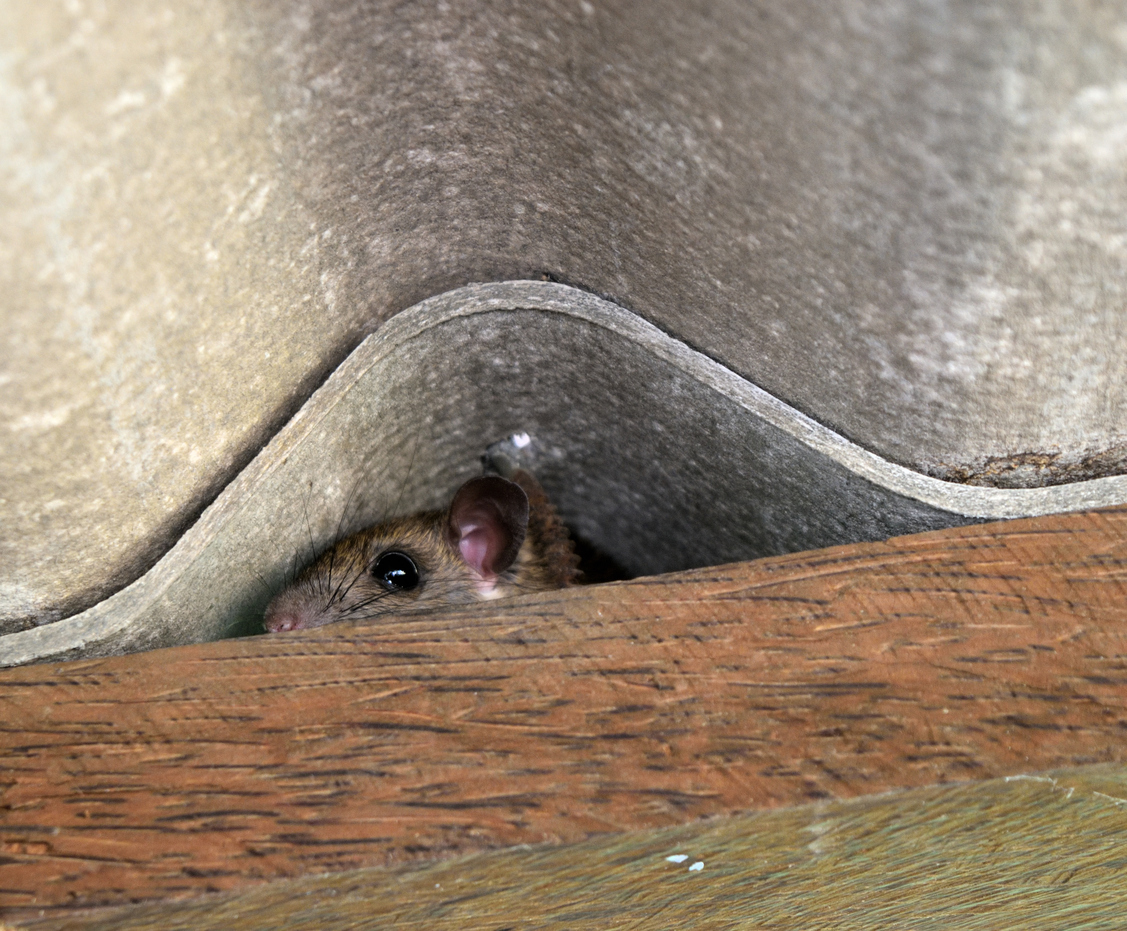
2,507,1127,915
10,765,1127,931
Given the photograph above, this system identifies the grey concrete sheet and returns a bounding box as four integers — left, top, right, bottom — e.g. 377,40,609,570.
3,2,1127,656
3,282,1126,666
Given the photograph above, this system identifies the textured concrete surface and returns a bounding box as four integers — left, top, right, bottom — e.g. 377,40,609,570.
3,1,1127,635
0,0,344,626
4,283,1126,664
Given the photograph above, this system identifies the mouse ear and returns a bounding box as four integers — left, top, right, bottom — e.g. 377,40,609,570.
445,476,529,581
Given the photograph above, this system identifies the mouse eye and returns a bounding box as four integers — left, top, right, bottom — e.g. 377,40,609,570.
371,551,420,592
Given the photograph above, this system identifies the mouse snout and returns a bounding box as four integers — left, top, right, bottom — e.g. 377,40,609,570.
263,590,328,633
264,609,302,633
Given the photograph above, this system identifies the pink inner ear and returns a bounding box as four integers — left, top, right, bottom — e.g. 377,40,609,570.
457,522,495,579
446,476,529,582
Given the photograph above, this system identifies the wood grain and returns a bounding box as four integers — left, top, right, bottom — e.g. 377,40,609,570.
2,507,1127,915
15,765,1127,931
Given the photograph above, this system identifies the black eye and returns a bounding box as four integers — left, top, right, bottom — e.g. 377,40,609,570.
371,551,420,592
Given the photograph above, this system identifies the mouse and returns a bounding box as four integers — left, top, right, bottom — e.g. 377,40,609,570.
263,469,580,632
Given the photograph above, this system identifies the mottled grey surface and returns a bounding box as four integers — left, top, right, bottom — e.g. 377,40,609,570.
4,283,1126,666
246,0,1127,476
3,1,1127,634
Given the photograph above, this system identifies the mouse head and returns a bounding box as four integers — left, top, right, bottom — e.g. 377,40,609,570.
264,475,530,632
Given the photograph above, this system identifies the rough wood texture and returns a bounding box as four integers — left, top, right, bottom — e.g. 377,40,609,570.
2,507,1127,916
14,765,1127,931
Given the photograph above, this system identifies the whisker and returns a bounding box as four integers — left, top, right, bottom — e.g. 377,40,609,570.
386,430,423,524
250,569,274,599
332,470,365,546
300,481,323,595
323,543,341,603
337,590,391,616
329,563,368,609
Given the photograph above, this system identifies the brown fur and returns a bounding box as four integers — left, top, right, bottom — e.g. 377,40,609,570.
510,469,581,589
264,472,577,632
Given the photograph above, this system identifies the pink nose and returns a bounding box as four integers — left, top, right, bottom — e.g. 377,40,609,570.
264,611,300,633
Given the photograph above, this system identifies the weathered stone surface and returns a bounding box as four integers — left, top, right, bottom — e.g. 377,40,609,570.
0,0,344,627
3,1,1127,634
3,283,1126,663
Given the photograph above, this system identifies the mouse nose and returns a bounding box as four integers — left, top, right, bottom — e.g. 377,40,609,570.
262,586,320,631
263,590,325,632
263,597,315,632
265,611,301,633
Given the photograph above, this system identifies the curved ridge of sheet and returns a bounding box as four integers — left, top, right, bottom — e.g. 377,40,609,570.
2,281,1124,668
